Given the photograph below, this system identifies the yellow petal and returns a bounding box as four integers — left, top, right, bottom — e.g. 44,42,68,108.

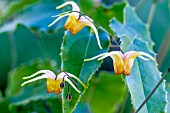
56,2,102,49
110,51,124,75
123,51,140,75
47,78,63,95
69,21,86,35
64,14,79,34
123,51,155,75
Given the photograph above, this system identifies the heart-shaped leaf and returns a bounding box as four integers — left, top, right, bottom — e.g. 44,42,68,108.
61,28,110,113
110,5,168,113
110,4,154,49
121,36,167,113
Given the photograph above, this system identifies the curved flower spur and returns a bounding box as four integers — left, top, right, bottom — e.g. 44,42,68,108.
84,51,155,75
21,70,86,100
48,1,102,49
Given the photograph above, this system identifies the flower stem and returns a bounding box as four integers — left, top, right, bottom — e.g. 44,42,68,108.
62,10,121,49
147,0,157,28
135,0,145,11
134,67,170,113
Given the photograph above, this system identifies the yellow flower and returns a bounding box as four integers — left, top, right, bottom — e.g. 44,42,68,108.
48,1,102,49
84,51,155,75
21,70,86,94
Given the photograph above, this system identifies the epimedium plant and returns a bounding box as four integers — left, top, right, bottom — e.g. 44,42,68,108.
20,1,167,113
0,0,169,113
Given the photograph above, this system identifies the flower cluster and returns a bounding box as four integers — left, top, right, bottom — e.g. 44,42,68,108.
21,1,155,99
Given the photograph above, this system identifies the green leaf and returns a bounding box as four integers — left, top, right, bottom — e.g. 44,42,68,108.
85,71,127,113
165,72,170,113
0,2,64,32
0,0,39,22
0,90,3,102
149,0,170,72
0,24,64,90
110,5,168,113
0,0,65,90
122,36,167,113
110,4,154,49
0,99,9,113
61,28,110,113
120,92,133,113
166,79,170,113
6,60,57,96
0,0,65,92
129,0,170,72
80,1,125,35
9,98,62,113
128,0,170,51
4,60,62,112
0,32,11,89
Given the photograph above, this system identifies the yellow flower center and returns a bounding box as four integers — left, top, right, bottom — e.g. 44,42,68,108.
47,78,63,95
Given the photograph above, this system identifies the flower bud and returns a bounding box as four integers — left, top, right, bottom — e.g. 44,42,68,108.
66,94,72,101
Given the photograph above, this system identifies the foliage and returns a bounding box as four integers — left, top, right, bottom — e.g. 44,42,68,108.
110,5,167,112
0,0,169,113
61,29,109,112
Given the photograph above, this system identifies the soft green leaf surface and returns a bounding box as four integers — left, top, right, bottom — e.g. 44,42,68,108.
0,0,65,32
166,72,170,113
110,5,167,113
9,97,62,113
0,99,9,113
80,1,125,35
120,92,133,113
110,5,153,49
0,0,65,90
61,28,110,113
0,24,64,90
85,71,126,113
129,0,170,72
0,0,39,22
6,60,57,96
121,36,167,113
73,102,90,113
149,0,170,72
5,60,61,112
167,79,170,113
0,90,3,102
0,32,11,90
128,0,170,51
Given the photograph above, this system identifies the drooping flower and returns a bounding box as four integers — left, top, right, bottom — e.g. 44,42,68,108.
84,51,155,75
21,70,86,95
48,1,102,49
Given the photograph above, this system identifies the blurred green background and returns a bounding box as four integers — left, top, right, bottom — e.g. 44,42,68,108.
0,0,170,113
